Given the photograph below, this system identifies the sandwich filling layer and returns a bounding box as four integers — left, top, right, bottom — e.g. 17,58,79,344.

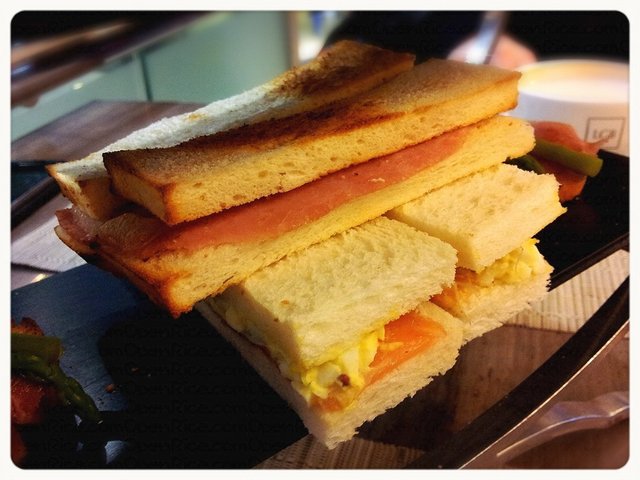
96,124,467,257
203,298,446,413
468,238,547,286
311,310,446,412
432,239,548,311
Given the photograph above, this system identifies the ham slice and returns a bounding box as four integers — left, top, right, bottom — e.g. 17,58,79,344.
97,125,466,257
56,206,102,245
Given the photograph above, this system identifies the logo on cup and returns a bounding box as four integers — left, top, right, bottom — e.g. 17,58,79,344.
585,117,625,149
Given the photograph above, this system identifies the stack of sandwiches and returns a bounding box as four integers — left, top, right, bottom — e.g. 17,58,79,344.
49,41,565,449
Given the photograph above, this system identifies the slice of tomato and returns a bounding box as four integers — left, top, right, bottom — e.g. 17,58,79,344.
529,121,599,202
536,157,587,203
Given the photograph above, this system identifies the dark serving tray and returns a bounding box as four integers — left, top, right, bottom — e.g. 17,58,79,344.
536,150,629,288
10,151,629,468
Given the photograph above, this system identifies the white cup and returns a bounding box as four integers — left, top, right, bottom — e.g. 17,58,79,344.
509,59,629,156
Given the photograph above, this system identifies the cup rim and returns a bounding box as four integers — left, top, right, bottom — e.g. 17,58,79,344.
516,59,629,105
517,58,629,72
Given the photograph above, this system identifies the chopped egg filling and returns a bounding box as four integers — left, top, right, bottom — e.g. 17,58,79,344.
432,239,546,312
210,295,386,407
474,239,546,286
286,327,384,402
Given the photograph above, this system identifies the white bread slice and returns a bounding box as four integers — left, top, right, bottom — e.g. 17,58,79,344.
207,216,456,370
55,116,534,316
47,40,415,220
196,300,463,449
388,163,566,272
103,59,521,224
432,242,553,343
389,164,563,340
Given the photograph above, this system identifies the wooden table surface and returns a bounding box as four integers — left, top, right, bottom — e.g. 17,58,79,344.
10,101,630,469
11,100,203,161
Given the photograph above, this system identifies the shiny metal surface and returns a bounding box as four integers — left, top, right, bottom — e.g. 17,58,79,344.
496,390,629,464
464,11,507,64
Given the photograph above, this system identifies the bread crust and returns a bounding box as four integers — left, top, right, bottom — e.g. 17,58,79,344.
388,163,566,271
47,40,415,221
196,300,463,449
104,60,520,224
56,117,534,316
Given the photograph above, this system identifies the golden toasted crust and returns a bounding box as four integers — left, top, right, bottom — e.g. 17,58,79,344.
47,40,415,221
104,60,521,225
269,40,415,101
54,223,178,309
46,154,129,221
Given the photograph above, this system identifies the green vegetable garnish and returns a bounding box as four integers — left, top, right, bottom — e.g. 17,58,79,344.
506,154,546,174
11,333,102,424
532,139,603,177
11,333,62,365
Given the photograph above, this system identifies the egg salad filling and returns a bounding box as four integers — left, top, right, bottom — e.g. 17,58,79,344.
474,238,547,286
210,297,387,409
280,327,385,403
433,239,547,311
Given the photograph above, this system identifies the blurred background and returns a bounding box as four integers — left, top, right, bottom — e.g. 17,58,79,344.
11,10,629,141
11,11,351,141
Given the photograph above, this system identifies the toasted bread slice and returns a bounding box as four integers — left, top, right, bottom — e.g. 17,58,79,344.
47,40,415,220
388,163,566,272
54,116,533,316
103,59,521,224
196,300,463,449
